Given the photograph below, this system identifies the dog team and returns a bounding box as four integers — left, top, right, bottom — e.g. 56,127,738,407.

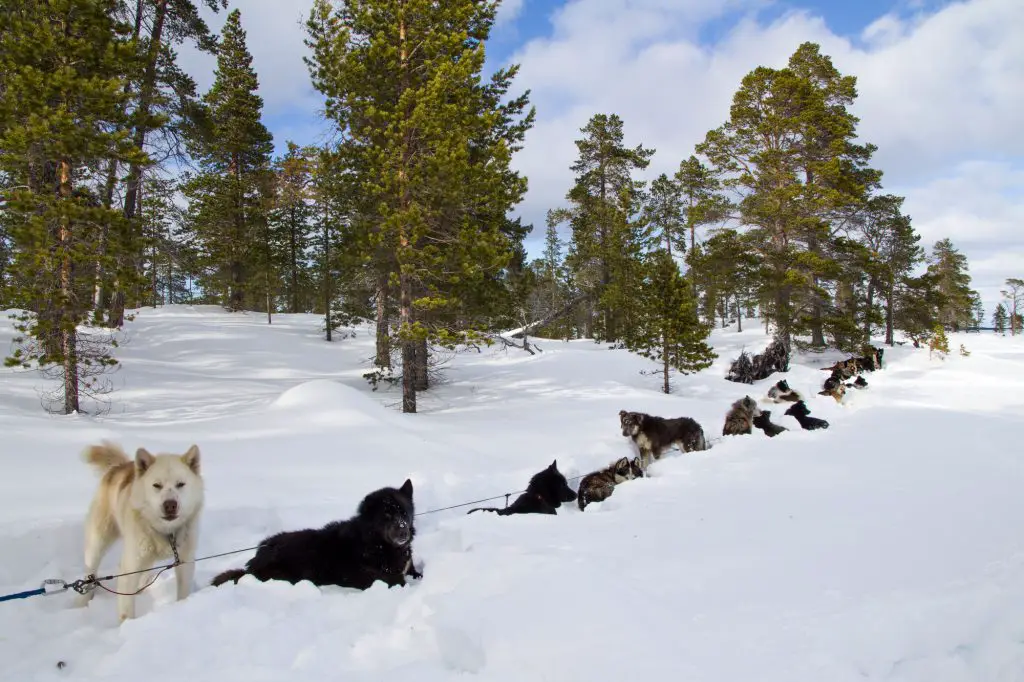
72,346,884,623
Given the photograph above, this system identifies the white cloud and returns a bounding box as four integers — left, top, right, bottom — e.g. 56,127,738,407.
495,0,525,28
501,0,1024,314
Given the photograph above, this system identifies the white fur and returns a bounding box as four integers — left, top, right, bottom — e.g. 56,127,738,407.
75,442,204,622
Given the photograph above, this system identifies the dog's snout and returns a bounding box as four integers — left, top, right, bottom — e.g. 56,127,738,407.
162,499,178,516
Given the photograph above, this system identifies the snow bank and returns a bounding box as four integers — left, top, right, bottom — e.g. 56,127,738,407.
1,306,1023,681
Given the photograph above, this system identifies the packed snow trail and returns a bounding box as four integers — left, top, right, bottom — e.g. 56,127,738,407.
1,306,1023,681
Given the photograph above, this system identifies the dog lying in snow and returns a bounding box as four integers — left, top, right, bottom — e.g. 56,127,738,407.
765,379,800,403
75,441,204,622
467,460,577,515
577,456,644,511
211,479,422,590
784,400,830,430
752,410,788,437
723,396,761,436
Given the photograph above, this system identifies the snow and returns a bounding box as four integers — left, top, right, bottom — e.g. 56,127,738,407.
1,305,1024,681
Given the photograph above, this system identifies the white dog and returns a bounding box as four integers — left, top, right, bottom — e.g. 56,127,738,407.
74,441,204,622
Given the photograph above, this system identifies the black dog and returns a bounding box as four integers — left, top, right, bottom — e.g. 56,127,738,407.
845,375,868,389
467,460,577,516
619,409,708,468
784,400,830,430
211,479,421,590
752,409,788,437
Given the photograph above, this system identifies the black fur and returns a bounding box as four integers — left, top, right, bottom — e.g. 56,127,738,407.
819,369,846,402
845,375,868,389
752,409,787,437
467,460,577,516
784,400,830,430
210,479,421,590
619,409,708,467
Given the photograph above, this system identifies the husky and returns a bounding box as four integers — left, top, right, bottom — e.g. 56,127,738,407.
211,479,422,589
619,410,708,468
765,379,800,403
818,369,847,402
467,460,577,516
74,441,204,622
722,396,761,436
752,409,787,437
784,400,830,430
577,456,644,511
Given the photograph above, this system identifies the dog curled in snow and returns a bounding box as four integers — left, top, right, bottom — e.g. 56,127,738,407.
845,375,868,390
722,396,762,436
619,410,708,468
211,479,421,590
784,400,830,430
467,460,577,516
765,379,800,403
577,456,644,511
74,441,204,622
752,409,787,437
818,370,847,403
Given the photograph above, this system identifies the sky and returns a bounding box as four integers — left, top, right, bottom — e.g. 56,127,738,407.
178,0,1024,314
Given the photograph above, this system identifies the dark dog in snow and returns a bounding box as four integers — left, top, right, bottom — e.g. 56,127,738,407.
784,400,830,431
845,375,868,390
577,456,644,511
722,395,761,436
210,479,421,589
619,409,708,468
765,379,800,403
467,460,577,516
818,370,847,403
752,409,787,437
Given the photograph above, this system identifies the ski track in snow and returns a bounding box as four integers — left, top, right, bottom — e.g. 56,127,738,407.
1,305,1023,681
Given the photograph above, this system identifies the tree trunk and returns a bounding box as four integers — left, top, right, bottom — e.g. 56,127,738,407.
375,269,391,368
662,330,669,394
736,293,742,332
398,9,415,413
108,0,169,328
289,206,299,313
414,337,428,391
264,220,272,324
323,201,332,342
864,278,876,340
151,239,158,307
58,159,79,414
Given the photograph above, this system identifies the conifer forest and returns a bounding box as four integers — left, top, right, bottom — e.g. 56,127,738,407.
0,0,1015,414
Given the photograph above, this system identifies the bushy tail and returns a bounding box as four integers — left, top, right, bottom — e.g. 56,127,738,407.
81,441,130,475
210,568,248,587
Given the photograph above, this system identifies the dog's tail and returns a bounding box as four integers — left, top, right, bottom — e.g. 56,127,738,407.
210,568,248,587
466,507,501,515
81,441,130,475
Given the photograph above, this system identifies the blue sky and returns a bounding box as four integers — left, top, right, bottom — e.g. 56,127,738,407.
180,0,1024,313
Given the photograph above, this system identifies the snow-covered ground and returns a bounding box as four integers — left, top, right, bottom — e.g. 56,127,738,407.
1,305,1023,681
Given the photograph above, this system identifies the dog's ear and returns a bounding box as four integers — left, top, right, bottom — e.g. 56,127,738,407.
135,448,155,474
549,459,558,470
615,456,629,469
181,445,201,474
618,409,626,417
399,478,414,499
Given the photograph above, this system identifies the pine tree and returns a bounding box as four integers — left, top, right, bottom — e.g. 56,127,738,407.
628,249,716,393
674,155,729,253
928,322,949,360
0,0,143,413
103,0,226,327
182,9,274,312
686,229,760,331
269,142,316,314
927,238,975,332
552,113,654,342
642,174,685,258
970,294,985,330
304,0,533,412
696,42,879,350
992,302,1008,334
1001,278,1023,336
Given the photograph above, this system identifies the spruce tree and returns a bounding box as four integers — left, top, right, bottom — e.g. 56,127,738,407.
686,229,760,330
928,322,949,360
553,113,654,342
0,0,142,413
182,9,274,312
992,303,1008,334
674,155,729,253
628,249,716,393
927,238,975,332
305,0,534,412
270,142,316,314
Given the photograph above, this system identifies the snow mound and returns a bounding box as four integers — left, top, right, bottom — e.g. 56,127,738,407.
271,379,392,423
